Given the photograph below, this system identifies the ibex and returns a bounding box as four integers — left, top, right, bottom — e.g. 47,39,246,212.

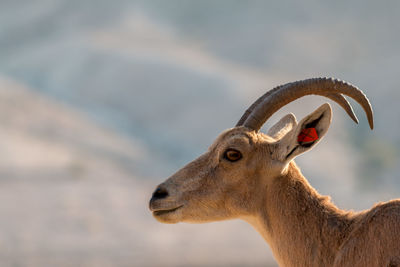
149,78,400,266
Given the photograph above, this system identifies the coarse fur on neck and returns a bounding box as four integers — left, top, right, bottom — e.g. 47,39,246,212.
245,161,357,267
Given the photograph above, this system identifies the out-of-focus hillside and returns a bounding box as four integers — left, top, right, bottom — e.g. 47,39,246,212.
0,77,146,266
0,1,399,266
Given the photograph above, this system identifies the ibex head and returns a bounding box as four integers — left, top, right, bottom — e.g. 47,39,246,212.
149,78,373,224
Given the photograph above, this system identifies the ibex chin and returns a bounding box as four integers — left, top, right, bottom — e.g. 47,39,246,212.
149,78,400,266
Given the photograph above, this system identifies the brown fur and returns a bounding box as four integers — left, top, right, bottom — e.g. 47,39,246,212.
254,162,400,266
149,105,400,266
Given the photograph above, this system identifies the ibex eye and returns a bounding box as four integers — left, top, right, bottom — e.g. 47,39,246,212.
223,149,242,162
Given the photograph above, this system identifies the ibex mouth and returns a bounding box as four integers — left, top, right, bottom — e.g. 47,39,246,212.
152,205,183,216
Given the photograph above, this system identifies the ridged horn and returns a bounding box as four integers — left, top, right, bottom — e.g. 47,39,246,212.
237,77,373,131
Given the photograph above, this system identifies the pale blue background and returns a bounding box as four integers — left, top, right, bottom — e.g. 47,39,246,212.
0,1,399,266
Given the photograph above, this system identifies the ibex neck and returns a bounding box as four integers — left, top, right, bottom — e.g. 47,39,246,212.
246,162,356,267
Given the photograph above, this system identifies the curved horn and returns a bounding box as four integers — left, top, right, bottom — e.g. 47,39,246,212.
236,90,359,126
238,77,373,131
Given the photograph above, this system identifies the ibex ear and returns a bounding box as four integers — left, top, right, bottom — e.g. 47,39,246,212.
267,113,298,140
274,103,332,162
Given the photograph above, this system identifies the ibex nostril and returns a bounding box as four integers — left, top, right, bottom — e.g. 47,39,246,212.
152,187,169,200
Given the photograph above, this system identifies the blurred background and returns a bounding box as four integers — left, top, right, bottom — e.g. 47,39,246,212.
0,0,399,266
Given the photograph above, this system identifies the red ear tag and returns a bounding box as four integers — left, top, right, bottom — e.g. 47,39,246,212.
297,128,319,143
